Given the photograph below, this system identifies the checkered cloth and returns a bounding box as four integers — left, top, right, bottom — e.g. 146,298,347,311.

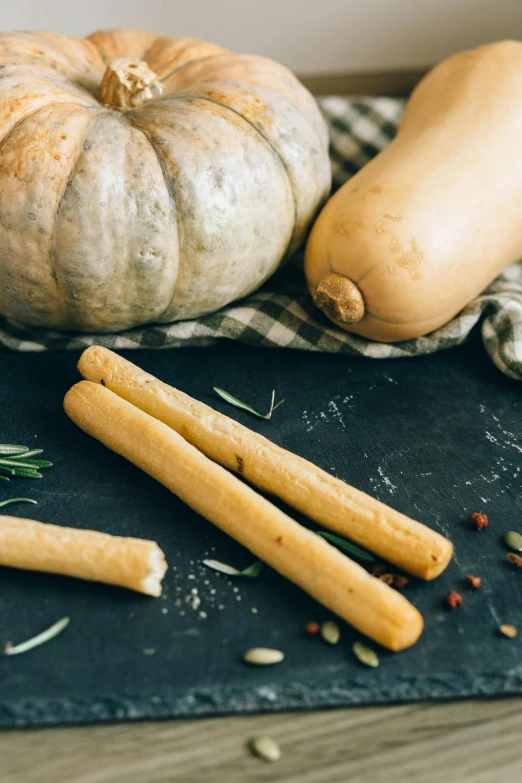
2,96,522,380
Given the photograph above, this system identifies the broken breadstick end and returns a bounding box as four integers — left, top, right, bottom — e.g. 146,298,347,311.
0,515,167,597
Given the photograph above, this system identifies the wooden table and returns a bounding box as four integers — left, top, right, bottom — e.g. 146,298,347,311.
2,698,521,782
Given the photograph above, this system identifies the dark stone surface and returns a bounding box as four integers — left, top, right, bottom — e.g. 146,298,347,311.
0,340,521,729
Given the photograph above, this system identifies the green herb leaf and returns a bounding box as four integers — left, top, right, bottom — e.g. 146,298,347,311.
0,446,51,478
0,458,47,470
9,459,53,469
4,617,70,657
10,468,43,479
203,558,264,578
239,561,264,578
317,531,375,563
213,388,284,420
0,498,37,509
0,445,29,456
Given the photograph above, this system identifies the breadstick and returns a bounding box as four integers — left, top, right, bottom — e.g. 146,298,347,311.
0,515,167,596
78,346,452,580
64,381,423,651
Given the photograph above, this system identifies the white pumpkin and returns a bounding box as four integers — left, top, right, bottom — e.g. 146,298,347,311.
0,28,330,331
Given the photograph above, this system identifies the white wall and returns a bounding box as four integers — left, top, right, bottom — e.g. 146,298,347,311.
4,0,522,74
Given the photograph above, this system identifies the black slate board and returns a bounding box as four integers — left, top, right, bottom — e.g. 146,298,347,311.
0,341,521,729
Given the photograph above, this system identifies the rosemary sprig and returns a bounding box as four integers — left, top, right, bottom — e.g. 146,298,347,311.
0,458,50,470
14,449,43,459
0,445,29,456
0,467,42,479
0,498,37,509
0,444,52,481
203,558,264,578
213,388,284,420
4,617,70,656
317,531,375,563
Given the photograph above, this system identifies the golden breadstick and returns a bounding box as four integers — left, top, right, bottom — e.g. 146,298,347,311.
0,515,167,596
78,346,452,580
65,381,423,651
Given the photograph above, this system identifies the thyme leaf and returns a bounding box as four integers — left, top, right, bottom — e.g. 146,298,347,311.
4,617,70,656
203,558,264,578
317,531,375,563
0,498,37,509
213,388,284,420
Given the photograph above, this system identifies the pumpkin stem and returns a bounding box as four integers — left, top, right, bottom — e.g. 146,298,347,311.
99,58,163,110
313,272,365,324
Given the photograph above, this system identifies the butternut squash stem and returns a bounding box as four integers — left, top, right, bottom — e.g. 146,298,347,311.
313,272,365,324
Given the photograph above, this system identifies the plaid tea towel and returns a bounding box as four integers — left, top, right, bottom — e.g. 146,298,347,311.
2,96,522,380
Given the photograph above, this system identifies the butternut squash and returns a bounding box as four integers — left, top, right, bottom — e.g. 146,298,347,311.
305,41,522,342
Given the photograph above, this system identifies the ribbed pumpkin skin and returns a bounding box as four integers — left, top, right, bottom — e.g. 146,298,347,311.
0,29,330,331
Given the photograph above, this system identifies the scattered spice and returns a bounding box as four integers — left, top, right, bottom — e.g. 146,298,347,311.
466,574,481,589
320,620,340,645
243,647,284,666
4,617,70,656
202,559,264,578
369,563,388,577
504,531,522,552
213,387,284,420
352,641,379,668
468,511,488,531
444,590,463,610
499,624,518,639
507,553,522,568
249,736,281,762
378,572,408,589
305,621,320,635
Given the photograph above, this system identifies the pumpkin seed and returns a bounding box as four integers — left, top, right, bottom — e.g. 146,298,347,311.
505,531,522,552
352,641,380,667
499,624,518,638
243,647,284,665
320,620,340,645
249,735,281,762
